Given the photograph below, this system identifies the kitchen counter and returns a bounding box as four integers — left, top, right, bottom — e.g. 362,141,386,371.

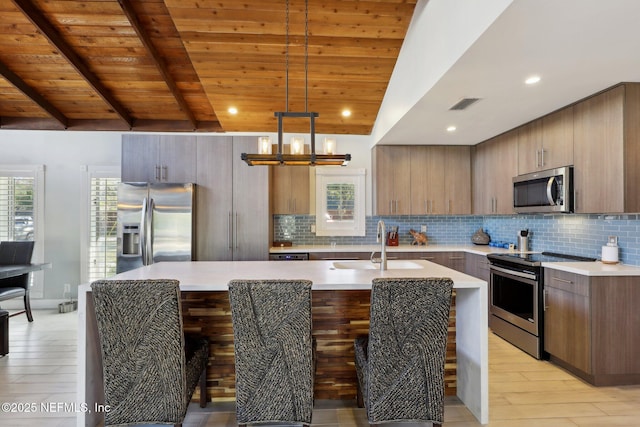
542,260,640,276
77,260,489,425
270,243,515,256
271,245,640,277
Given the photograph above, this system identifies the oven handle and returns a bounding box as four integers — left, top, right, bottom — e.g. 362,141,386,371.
490,265,537,281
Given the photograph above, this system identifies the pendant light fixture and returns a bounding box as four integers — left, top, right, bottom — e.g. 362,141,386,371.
241,0,350,166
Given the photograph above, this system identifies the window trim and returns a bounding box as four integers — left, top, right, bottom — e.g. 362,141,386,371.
315,168,366,236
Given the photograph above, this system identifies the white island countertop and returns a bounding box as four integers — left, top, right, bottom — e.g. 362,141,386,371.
98,259,485,292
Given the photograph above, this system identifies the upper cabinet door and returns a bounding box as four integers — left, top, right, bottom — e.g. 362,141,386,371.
409,146,445,215
158,135,197,183
573,86,625,213
372,145,411,215
541,107,574,170
517,120,542,175
444,146,471,215
121,134,160,182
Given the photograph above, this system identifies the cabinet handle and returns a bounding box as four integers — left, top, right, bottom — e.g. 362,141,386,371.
161,165,168,181
155,165,161,181
449,256,464,260
235,212,239,249
389,201,393,213
552,277,574,284
541,148,546,168
395,200,399,213
228,212,232,249
420,256,435,260
448,200,452,214
424,200,428,214
536,150,540,168
543,289,548,311
293,199,297,213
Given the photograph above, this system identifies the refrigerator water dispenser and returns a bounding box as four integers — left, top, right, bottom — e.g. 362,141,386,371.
122,224,140,255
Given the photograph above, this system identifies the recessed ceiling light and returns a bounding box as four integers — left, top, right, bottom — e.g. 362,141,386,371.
525,75,541,85
341,109,351,117
228,107,238,114
447,126,457,132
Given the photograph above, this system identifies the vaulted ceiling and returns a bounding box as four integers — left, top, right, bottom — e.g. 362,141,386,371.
0,0,417,134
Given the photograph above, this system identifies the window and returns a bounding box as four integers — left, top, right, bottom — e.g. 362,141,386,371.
0,165,45,297
315,168,366,236
81,166,120,283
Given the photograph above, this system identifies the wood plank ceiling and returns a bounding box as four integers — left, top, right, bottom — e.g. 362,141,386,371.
0,0,417,134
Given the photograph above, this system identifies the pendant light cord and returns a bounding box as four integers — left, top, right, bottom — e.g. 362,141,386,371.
304,0,309,113
285,0,289,112
285,0,309,113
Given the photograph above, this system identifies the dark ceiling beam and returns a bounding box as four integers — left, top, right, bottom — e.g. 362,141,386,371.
11,0,134,129
0,60,68,128
117,0,198,130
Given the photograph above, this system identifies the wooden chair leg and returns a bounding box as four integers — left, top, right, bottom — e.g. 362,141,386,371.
199,368,207,408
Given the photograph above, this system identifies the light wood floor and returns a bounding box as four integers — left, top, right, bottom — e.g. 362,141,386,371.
1,309,639,426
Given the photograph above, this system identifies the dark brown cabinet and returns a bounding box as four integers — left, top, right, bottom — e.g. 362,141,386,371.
544,268,640,385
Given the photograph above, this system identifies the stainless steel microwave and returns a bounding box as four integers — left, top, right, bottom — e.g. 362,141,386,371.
513,166,573,213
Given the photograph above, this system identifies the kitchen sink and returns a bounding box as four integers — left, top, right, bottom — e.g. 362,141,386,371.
331,260,424,270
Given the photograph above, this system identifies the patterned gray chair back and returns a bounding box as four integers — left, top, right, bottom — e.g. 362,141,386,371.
367,277,454,423
91,279,188,426
228,279,314,425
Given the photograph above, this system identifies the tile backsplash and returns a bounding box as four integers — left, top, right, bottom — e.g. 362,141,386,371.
274,214,640,266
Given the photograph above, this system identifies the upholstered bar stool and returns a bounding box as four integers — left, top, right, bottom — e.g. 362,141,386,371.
91,279,208,427
228,279,314,426
354,277,454,426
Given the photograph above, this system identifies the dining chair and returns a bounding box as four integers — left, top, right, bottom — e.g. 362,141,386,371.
0,241,35,322
354,277,454,426
228,279,314,426
91,279,208,427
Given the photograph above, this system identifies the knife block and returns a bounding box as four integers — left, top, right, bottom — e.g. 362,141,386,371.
386,232,399,246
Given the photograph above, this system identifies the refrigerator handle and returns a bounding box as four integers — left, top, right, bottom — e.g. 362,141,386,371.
140,197,148,265
228,212,233,250
147,198,155,265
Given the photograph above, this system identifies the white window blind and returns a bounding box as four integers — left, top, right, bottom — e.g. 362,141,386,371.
88,177,119,282
81,166,120,284
0,176,35,242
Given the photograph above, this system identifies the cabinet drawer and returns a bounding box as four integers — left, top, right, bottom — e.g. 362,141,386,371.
545,269,589,296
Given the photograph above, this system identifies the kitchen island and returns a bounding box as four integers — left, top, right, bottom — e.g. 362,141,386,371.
77,260,488,426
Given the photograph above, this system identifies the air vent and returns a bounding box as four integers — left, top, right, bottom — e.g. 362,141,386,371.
449,98,481,111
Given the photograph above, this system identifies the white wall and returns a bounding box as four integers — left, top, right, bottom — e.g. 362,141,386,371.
0,130,373,303
1,130,122,301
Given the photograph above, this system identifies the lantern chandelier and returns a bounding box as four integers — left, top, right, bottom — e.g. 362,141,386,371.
241,0,351,166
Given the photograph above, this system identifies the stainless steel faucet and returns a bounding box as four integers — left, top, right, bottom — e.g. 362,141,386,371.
370,220,387,271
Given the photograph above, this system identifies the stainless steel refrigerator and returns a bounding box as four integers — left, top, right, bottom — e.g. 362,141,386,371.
116,182,195,273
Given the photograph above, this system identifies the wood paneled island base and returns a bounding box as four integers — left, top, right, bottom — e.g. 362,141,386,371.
180,290,457,401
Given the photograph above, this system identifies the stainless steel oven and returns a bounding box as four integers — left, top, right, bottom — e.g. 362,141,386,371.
487,251,596,360
488,255,544,359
